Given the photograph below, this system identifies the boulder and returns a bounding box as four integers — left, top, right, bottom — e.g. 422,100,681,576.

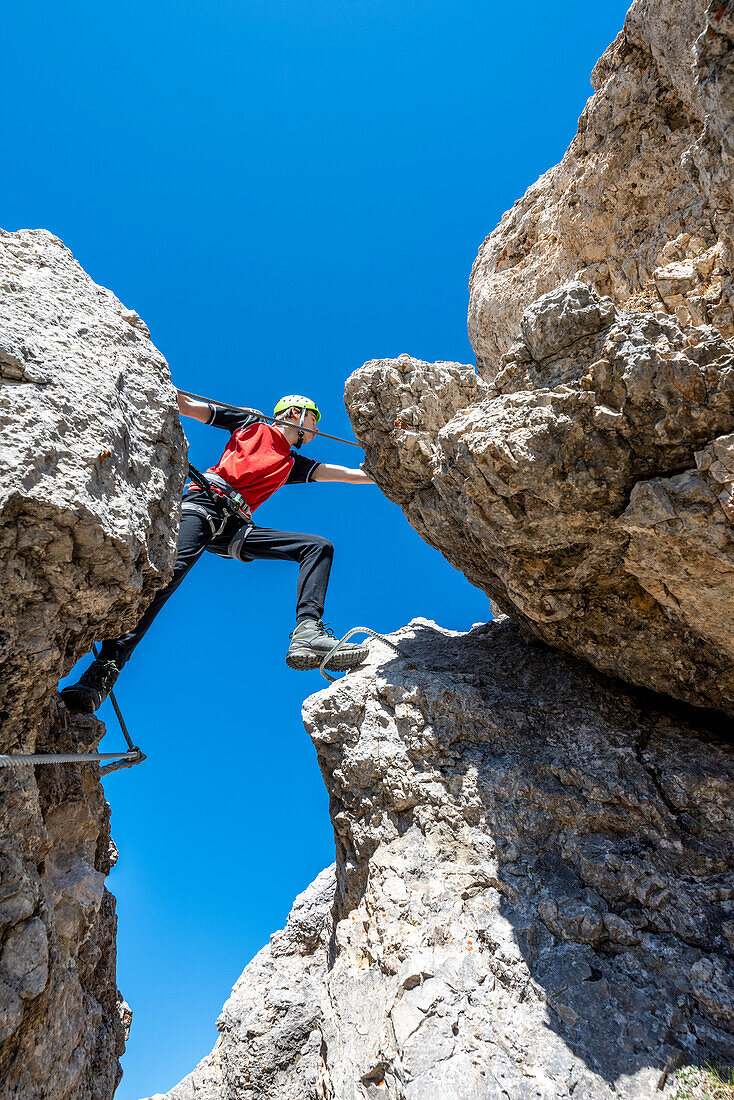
0,228,186,1098
347,283,734,714
148,868,337,1100
0,228,185,745
347,0,734,714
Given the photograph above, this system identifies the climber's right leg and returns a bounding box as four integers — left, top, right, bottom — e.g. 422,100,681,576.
60,503,218,713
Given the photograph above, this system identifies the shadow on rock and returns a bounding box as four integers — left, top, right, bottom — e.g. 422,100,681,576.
309,616,734,1096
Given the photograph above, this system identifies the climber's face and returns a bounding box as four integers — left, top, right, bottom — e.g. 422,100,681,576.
283,407,318,443
300,410,319,444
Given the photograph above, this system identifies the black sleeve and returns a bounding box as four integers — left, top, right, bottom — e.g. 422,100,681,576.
286,453,321,484
206,404,263,433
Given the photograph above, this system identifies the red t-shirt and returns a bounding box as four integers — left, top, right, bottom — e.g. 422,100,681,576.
193,404,320,512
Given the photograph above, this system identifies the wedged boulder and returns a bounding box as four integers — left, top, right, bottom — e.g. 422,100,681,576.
346,283,734,714
0,228,187,1097
468,0,733,372
148,618,734,1099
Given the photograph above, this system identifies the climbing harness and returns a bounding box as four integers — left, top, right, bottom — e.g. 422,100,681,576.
0,646,145,776
204,473,252,521
318,627,416,683
177,389,362,449
186,463,252,523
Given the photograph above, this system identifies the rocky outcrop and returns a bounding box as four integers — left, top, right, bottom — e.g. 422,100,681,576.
0,228,185,744
467,0,733,371
149,618,734,1099
346,0,734,715
347,284,734,715
0,229,186,1098
0,703,127,1100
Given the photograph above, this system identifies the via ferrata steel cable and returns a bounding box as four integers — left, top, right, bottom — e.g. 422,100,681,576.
318,627,417,682
0,647,145,774
176,389,363,449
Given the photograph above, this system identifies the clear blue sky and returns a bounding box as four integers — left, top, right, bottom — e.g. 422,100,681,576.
5,2,628,1095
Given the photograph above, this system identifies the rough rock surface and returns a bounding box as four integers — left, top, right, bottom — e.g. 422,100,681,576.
0,228,185,745
346,285,734,714
468,0,734,371
0,703,127,1100
148,619,734,1099
144,8,734,1097
136,4,734,1098
0,228,186,1097
345,0,734,715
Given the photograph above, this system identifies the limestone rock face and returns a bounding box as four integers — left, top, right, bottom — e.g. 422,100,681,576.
0,228,186,744
344,0,734,713
382,0,734,712
148,619,734,1099
347,284,734,713
621,430,734,662
0,703,127,1100
139,3,734,1097
383,0,734,715
468,0,733,372
0,228,187,1097
468,0,730,371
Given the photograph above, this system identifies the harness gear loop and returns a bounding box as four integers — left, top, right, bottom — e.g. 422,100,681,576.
180,502,227,538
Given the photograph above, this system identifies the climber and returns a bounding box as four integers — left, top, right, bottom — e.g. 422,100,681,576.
59,393,375,714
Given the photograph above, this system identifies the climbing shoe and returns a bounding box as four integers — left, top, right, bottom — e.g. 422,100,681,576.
286,619,368,672
59,658,120,714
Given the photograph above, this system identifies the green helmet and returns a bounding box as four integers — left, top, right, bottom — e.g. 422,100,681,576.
273,395,321,423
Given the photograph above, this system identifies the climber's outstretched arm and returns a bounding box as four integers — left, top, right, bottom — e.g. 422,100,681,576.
312,463,374,484
177,392,212,422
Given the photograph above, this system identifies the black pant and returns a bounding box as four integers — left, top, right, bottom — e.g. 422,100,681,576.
99,491,333,667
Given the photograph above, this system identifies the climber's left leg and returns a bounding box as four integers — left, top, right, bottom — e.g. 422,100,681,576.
240,526,335,622
234,526,368,670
